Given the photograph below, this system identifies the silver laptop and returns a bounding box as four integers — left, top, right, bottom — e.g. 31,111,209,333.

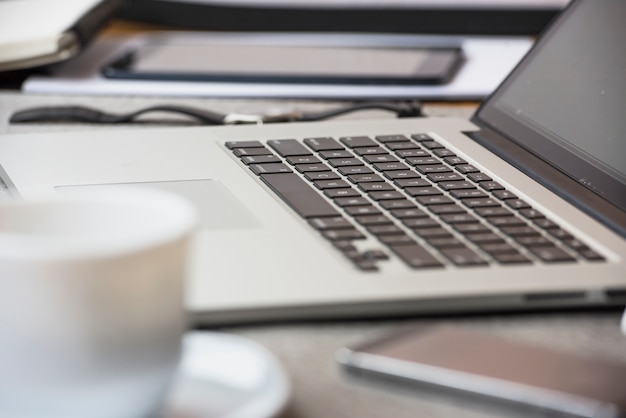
1,0,624,325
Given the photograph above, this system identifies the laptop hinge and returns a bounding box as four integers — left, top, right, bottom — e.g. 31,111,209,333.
465,128,626,238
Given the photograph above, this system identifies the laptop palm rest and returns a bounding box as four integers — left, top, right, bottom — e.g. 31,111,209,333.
55,179,261,231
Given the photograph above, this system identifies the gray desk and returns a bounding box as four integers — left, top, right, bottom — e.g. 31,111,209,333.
1,91,625,418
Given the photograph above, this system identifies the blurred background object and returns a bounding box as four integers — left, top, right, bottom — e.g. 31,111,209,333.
120,0,570,35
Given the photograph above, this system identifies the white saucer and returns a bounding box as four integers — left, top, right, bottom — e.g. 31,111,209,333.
163,332,290,418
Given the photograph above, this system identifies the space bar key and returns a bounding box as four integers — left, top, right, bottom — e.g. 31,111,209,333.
260,173,339,218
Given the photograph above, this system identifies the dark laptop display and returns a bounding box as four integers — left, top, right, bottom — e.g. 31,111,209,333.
474,0,626,236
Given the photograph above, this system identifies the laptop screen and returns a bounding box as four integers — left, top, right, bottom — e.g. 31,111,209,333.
474,0,626,214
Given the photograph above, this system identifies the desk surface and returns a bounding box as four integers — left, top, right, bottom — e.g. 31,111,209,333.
1,90,625,418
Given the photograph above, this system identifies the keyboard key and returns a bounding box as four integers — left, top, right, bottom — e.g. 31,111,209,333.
384,170,420,180
416,195,454,206
295,163,331,173
427,237,465,248
319,150,354,159
414,228,453,239
363,155,400,164
250,163,292,175
380,235,417,248
474,207,514,217
354,147,389,156
440,247,488,266
345,206,382,216
468,172,493,182
421,140,445,150
405,157,440,165
241,155,281,165
304,172,341,181
324,188,360,198
233,147,272,157
514,236,554,247
368,191,405,201
493,190,518,200
443,156,467,166
314,179,350,189
467,233,505,244
268,139,312,156
453,223,492,234
390,208,429,219
519,208,545,219
389,244,444,268
411,133,435,142
373,162,410,172
579,249,605,261
487,216,526,227
355,215,394,226
450,190,488,199
479,181,505,191
456,164,480,174
260,173,338,218
414,165,453,174
286,155,321,165
340,136,378,148
533,218,560,230
462,198,500,208
226,140,265,149
506,199,531,210
367,225,405,236
492,253,532,264
548,228,574,240
479,242,520,254
438,181,475,190
322,229,366,241
396,149,430,158
309,217,353,230
528,246,576,263
338,166,374,176
361,249,390,260
440,213,479,224
328,158,364,168
379,200,417,210
386,142,419,151
394,178,431,188
376,134,410,143
500,226,541,237
433,149,456,158
427,173,465,182
429,204,467,215
334,197,370,207
402,218,440,229
348,173,386,183
304,137,343,151
405,187,442,197
358,182,395,192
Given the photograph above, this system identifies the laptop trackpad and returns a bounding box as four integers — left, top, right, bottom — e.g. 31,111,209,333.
55,180,261,230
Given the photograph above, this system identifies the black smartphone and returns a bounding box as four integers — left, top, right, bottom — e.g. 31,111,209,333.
102,40,463,85
337,325,626,418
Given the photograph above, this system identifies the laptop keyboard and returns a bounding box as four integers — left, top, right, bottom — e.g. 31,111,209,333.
226,133,605,271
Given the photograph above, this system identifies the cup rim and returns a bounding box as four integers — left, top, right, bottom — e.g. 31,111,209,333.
0,188,197,260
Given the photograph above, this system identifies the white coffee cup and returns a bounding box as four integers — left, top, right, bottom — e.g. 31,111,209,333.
0,188,197,418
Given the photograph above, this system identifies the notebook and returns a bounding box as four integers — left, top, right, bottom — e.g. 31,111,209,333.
0,0,624,326
0,0,124,71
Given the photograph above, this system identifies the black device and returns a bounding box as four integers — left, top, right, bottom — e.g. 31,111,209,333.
337,325,626,418
102,40,463,85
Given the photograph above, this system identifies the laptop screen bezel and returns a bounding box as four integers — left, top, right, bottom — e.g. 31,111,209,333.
472,0,626,214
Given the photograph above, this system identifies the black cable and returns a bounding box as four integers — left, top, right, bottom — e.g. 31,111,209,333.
9,101,423,125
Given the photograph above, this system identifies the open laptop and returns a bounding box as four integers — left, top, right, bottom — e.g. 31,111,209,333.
1,0,624,325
